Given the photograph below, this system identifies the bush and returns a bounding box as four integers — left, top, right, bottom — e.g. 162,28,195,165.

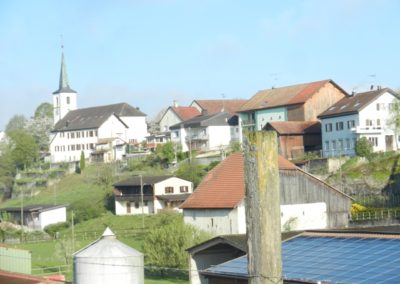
44,222,70,238
143,216,210,269
70,199,105,224
355,137,373,159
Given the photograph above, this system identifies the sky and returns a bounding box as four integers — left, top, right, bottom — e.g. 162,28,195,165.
1,0,400,130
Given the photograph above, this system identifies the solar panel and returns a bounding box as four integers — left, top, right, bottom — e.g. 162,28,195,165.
203,235,400,283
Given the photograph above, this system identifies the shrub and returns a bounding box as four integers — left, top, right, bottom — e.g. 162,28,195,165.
44,222,70,238
70,199,105,224
355,137,373,159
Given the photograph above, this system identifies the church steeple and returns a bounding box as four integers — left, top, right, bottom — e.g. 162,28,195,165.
53,48,76,94
52,47,78,124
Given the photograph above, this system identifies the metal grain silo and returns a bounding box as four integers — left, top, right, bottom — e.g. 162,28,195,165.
73,227,144,284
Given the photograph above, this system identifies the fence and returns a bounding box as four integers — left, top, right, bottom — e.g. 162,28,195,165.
351,209,400,221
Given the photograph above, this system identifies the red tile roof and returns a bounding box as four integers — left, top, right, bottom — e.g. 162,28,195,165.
240,79,344,112
193,99,247,114
266,121,321,134
172,106,201,121
0,270,66,284
180,153,296,209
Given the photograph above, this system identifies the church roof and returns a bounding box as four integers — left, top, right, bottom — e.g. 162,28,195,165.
52,50,77,94
52,102,146,131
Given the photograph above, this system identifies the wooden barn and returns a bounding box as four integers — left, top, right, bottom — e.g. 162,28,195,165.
181,153,352,235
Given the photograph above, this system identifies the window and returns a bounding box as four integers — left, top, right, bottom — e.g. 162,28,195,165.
368,137,378,147
77,144,81,151
346,138,351,150
89,131,94,137
325,123,333,132
165,187,174,193
377,119,381,126
67,133,70,139
376,103,385,111
90,143,94,149
60,132,64,138
336,122,344,131
135,202,139,209
71,132,75,139
338,139,344,151
332,140,337,150
67,96,70,104
76,132,81,138
180,186,189,193
347,120,355,129
366,119,373,126
56,97,59,106
324,141,329,151
95,131,98,137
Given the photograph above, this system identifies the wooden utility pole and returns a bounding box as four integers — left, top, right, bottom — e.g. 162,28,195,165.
243,131,282,284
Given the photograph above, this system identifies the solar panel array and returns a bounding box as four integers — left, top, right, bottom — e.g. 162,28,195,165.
203,235,400,283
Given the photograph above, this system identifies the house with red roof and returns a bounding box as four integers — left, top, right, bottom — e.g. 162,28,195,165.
238,79,348,132
180,153,351,235
190,99,247,115
159,104,201,133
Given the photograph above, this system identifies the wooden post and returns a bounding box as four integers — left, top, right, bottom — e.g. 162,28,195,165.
243,131,282,284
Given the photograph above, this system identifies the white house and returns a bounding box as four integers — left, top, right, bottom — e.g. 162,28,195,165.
318,87,400,157
0,205,67,230
158,104,200,133
49,50,147,163
170,112,240,152
181,153,351,235
113,175,193,215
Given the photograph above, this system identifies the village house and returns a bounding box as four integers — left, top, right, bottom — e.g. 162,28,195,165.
180,153,351,235
238,79,348,133
200,231,400,284
318,87,400,157
158,103,201,133
264,121,321,159
170,112,240,152
0,205,67,230
113,175,193,215
49,50,147,163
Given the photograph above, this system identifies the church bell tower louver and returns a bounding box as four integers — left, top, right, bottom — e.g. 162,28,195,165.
52,47,77,124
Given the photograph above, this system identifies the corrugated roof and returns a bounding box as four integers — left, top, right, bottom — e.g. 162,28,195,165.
193,99,247,114
318,88,399,118
0,204,66,213
266,121,321,134
114,175,179,187
180,153,296,209
240,79,341,112
172,106,201,121
53,102,146,131
0,270,66,284
169,112,238,130
202,231,400,283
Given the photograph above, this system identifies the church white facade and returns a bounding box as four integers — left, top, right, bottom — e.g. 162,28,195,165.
49,50,148,163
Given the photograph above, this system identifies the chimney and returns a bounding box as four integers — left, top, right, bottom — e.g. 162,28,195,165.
173,100,178,108
377,85,382,90
370,85,374,90
351,91,356,96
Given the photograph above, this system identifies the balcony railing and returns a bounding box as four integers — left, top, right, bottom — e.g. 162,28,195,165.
241,119,255,126
352,126,384,134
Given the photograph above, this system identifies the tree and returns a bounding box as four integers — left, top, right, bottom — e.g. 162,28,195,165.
5,115,27,134
143,215,209,270
25,116,53,152
355,137,373,159
154,142,175,164
8,129,39,169
0,148,16,198
34,102,53,120
80,151,85,171
174,162,206,187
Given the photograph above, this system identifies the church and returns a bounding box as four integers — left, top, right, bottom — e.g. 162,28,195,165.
49,51,148,163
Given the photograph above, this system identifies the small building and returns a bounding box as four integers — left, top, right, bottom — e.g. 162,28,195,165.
201,231,400,284
0,246,31,274
170,112,240,152
0,205,67,230
91,137,127,163
113,176,193,215
264,121,321,159
181,153,351,235
74,227,144,284
145,133,171,151
318,87,400,157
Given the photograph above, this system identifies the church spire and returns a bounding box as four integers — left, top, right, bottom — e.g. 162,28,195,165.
53,47,76,94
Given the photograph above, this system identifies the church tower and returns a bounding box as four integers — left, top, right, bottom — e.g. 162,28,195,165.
53,48,77,124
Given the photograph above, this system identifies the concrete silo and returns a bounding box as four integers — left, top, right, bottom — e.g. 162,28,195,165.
73,227,144,284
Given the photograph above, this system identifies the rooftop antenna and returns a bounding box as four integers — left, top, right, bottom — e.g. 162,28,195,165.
270,72,279,89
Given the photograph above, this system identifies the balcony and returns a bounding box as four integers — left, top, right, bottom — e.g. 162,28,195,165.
352,126,384,134
241,119,256,127
115,193,154,202
186,133,208,141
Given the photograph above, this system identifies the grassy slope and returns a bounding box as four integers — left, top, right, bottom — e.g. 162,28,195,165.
1,164,188,283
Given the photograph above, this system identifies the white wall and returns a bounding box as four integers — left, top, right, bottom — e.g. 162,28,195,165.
207,126,233,150
53,91,77,124
154,177,193,212
120,116,148,143
171,128,188,152
281,202,327,231
159,109,181,132
39,207,67,229
115,200,154,215
183,207,243,235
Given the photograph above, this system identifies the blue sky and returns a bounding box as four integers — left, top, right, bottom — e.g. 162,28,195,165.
1,0,399,130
